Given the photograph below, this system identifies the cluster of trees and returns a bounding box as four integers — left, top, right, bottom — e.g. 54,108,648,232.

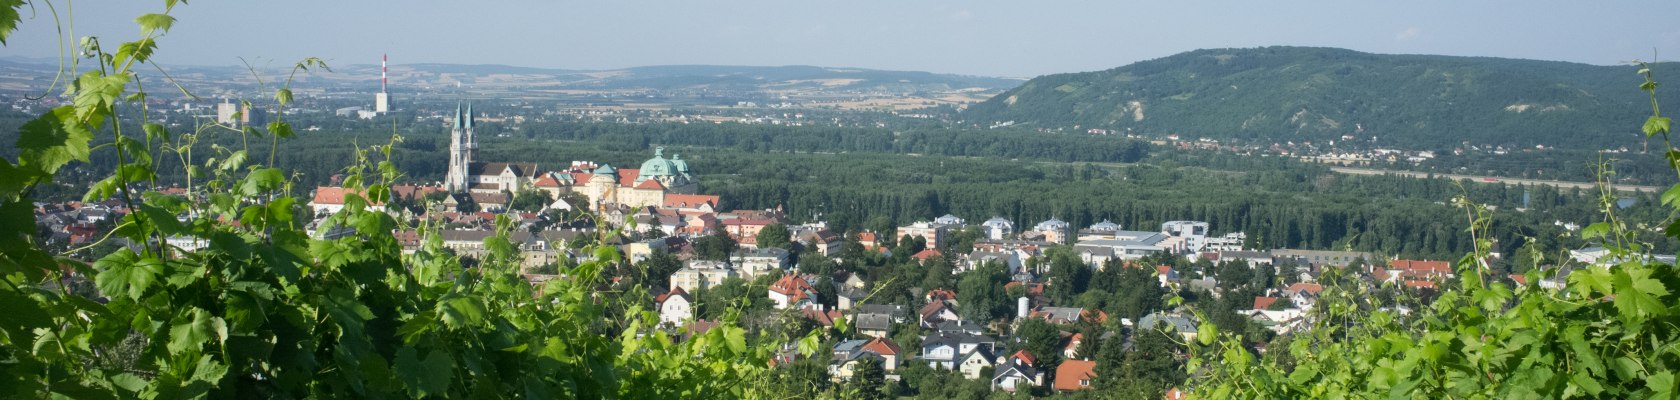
518,120,1152,164
701,148,1674,264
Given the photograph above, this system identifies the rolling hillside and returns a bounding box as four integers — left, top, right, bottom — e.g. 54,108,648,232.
962,46,1680,148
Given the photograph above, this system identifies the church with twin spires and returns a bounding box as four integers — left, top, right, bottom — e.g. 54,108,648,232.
443,103,700,209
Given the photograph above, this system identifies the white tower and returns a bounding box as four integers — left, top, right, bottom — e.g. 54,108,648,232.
374,54,391,113
445,103,476,191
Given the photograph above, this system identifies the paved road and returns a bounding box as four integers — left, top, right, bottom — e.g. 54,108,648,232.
1329,167,1663,193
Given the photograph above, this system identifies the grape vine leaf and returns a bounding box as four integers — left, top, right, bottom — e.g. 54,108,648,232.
16,106,93,176
0,0,21,46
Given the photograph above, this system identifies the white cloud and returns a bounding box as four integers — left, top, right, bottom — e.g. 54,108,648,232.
1395,27,1421,41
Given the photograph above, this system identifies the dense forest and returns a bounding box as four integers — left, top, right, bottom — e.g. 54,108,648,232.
963,46,1680,149
2,105,1665,263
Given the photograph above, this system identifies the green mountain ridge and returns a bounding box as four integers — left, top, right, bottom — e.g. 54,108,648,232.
962,46,1680,149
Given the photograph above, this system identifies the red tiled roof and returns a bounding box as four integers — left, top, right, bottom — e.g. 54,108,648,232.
1508,274,1528,286
770,274,814,297
802,308,843,327
722,218,776,226
1391,259,1452,274
634,179,665,190
311,186,384,206
1404,280,1436,289
919,299,953,317
926,289,957,301
857,232,878,243
1062,333,1084,352
1253,296,1280,310
1053,360,1097,391
533,175,562,187
1287,283,1324,295
656,287,690,304
1004,282,1045,296
912,249,943,261
617,169,641,187
1010,350,1036,366
391,184,442,199
861,337,903,357
664,194,720,209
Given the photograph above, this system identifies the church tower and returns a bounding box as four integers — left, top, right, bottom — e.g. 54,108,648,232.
445,103,477,191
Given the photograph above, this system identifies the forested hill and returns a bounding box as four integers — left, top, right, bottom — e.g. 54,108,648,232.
962,46,1680,149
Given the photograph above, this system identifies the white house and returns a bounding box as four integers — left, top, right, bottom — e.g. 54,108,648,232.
655,287,693,327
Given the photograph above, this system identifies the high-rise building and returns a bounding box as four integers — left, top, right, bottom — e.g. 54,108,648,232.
216,99,238,126
241,103,267,127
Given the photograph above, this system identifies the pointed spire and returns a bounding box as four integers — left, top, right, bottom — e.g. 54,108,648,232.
465,103,474,130
454,102,463,130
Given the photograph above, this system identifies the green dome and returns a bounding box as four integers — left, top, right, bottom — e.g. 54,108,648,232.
638,147,678,178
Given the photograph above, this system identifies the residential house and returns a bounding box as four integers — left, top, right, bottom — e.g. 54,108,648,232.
992,350,1044,392
855,312,894,339
1137,312,1200,343
1031,218,1072,245
1053,359,1098,392
1156,265,1180,288
655,287,692,327
722,217,778,248
797,229,845,257
1061,333,1085,359
857,231,881,250
662,194,720,214
669,260,737,293
1375,259,1455,285
921,331,999,370
309,186,386,215
911,248,944,264
1284,282,1324,309
733,247,791,278
919,299,961,328
829,337,904,381
932,320,985,336
965,250,1021,273
1029,306,1108,325
837,287,868,311
1073,245,1117,268
769,274,819,310
955,346,998,380
803,307,844,328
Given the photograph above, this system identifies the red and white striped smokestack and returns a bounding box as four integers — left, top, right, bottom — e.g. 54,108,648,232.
381,54,388,92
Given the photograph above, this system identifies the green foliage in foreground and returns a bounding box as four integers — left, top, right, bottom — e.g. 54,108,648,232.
1187,65,1680,399
0,3,788,398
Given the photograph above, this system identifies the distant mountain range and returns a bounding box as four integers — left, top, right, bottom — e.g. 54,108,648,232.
961,46,1680,149
0,57,1020,95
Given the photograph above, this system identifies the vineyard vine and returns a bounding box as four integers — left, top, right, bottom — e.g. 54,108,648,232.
0,2,803,398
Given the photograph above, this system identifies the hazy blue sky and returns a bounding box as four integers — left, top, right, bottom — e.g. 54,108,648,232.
7,1,1680,77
